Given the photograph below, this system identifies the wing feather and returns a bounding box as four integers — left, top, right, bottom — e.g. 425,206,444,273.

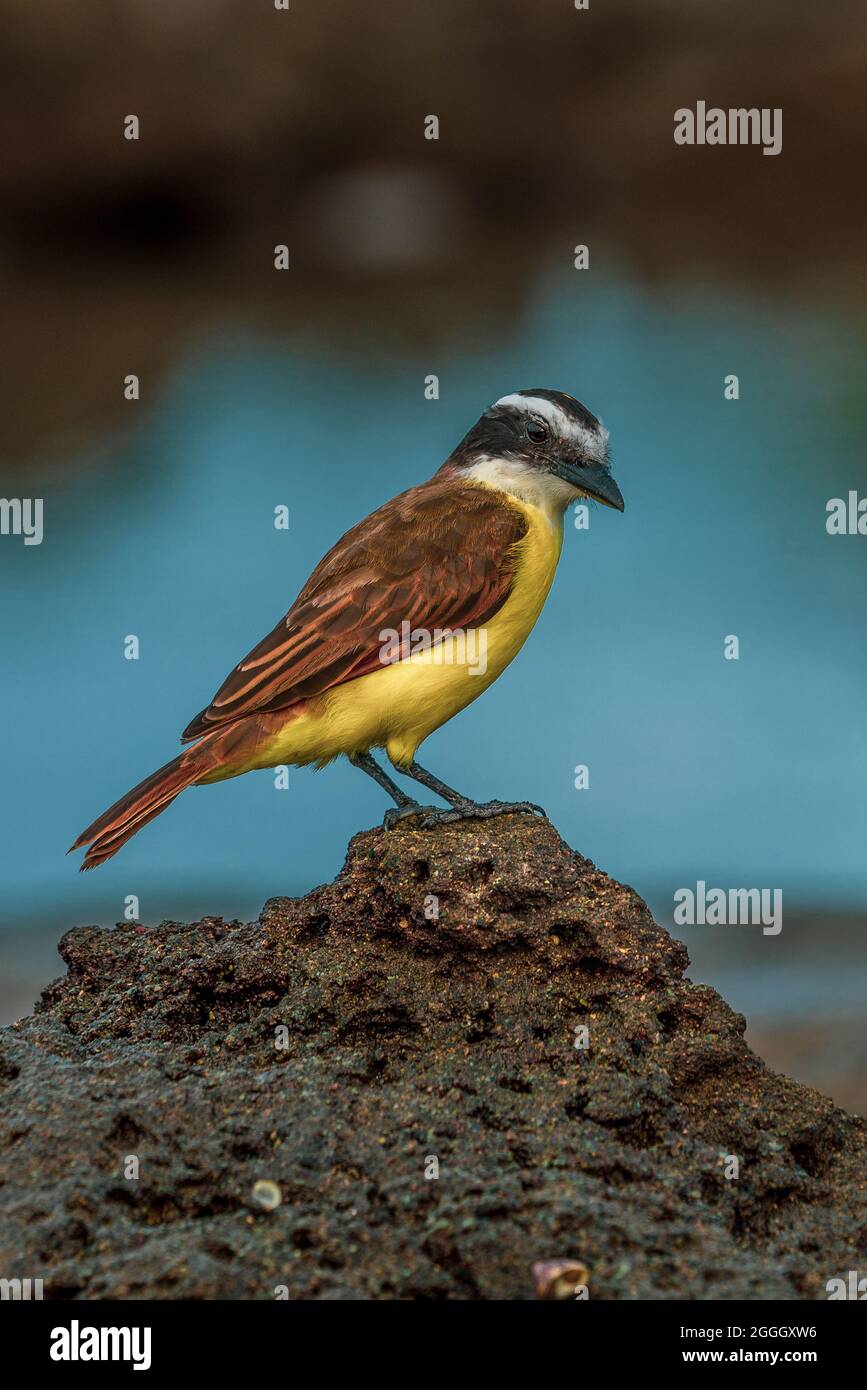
181,480,527,741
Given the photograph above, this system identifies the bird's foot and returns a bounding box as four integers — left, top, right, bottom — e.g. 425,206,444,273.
388,799,547,829
382,800,429,829
384,798,547,830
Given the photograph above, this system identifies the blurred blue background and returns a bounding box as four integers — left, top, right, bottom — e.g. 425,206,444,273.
3,272,865,925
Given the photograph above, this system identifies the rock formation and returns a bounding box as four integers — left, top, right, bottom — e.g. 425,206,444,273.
0,815,863,1299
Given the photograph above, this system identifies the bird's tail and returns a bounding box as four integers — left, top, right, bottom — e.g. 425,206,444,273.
70,744,211,870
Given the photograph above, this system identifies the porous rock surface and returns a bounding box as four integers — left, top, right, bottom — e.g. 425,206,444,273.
0,815,864,1299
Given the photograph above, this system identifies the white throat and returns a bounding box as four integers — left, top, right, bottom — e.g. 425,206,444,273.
462,455,578,524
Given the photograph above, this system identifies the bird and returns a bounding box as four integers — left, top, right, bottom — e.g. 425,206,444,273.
71,389,624,869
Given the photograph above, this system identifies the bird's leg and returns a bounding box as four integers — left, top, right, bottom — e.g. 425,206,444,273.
396,760,476,809
348,752,427,827
392,758,547,826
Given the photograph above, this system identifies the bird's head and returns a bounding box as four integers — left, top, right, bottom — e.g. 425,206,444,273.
441,388,624,515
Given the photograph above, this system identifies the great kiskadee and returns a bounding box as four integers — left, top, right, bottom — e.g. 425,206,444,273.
72,389,624,868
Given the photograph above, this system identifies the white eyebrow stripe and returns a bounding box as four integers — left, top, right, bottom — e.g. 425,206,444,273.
494,393,566,429
492,393,609,463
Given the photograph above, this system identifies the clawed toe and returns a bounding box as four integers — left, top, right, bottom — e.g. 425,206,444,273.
383,801,427,829
461,799,547,821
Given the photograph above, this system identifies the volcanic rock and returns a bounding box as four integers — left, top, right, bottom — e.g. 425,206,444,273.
0,815,864,1299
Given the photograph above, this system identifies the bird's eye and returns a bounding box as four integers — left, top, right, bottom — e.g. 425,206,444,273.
526,420,548,442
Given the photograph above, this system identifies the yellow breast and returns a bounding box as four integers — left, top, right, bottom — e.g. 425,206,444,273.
259,494,563,770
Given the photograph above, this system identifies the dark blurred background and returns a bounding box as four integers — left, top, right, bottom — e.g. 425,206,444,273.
1,0,865,1110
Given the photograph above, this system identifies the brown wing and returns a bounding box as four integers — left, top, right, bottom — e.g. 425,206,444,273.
181,479,528,741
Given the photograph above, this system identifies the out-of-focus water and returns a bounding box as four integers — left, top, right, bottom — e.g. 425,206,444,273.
1,273,865,1039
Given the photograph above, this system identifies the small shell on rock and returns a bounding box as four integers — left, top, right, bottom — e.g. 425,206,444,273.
251,1179,282,1211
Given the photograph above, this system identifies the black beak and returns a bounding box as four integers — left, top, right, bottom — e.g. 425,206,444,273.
552,458,624,511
